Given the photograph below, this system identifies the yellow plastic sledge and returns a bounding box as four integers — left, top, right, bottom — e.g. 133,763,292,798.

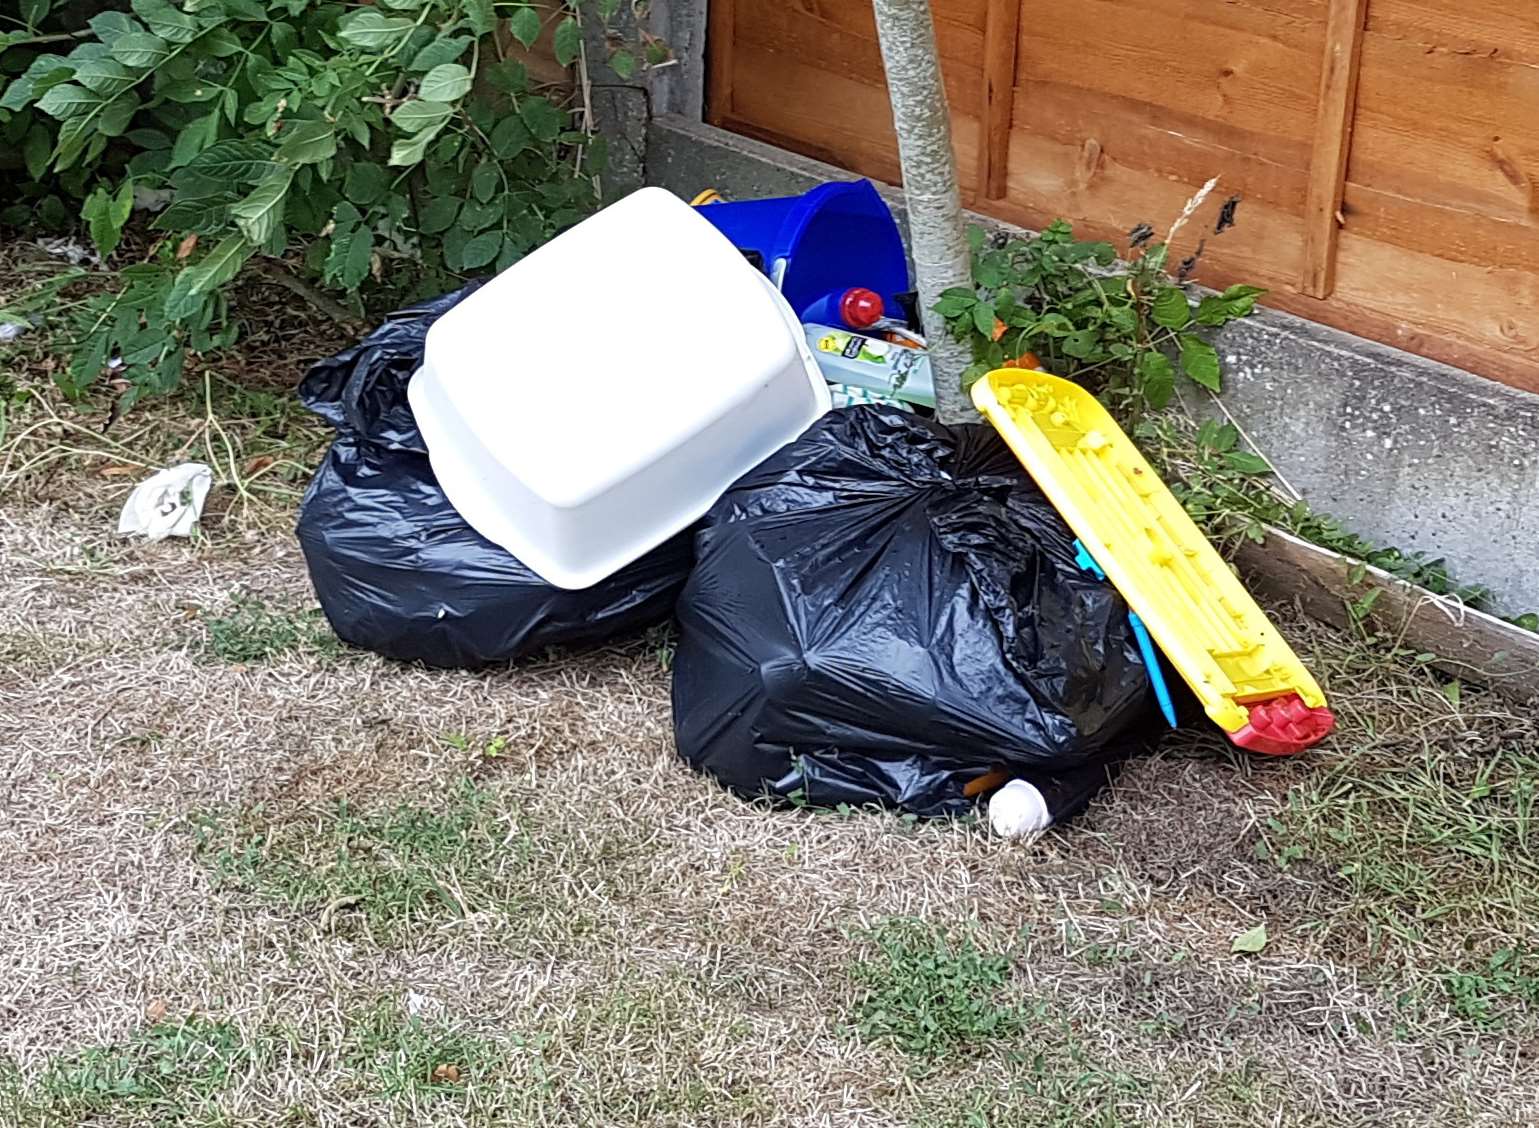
973,368,1333,756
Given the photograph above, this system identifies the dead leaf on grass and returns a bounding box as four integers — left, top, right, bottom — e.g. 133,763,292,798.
145,999,168,1022
431,1062,461,1084
99,465,138,478
176,233,199,261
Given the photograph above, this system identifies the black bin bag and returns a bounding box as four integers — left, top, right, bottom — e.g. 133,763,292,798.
672,406,1157,817
296,286,692,668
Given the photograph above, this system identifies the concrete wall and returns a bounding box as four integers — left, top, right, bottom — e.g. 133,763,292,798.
646,115,1539,614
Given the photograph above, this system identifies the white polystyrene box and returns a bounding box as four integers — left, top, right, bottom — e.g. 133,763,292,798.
409,187,830,590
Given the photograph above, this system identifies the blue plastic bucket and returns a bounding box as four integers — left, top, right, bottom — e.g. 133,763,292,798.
696,180,910,324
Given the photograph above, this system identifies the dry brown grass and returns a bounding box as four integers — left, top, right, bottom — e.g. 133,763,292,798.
2,299,1537,1126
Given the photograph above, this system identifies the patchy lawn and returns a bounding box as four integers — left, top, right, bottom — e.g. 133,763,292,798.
2,257,1537,1126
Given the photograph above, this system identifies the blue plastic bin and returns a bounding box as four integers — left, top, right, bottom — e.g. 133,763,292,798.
695,180,910,325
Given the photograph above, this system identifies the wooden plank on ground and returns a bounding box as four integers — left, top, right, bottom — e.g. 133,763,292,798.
1300,0,1369,298
977,0,1021,200
1232,527,1539,703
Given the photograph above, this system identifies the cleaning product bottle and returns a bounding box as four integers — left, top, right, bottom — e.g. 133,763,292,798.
804,324,936,409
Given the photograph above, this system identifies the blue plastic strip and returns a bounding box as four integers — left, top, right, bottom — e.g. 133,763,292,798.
1074,540,1178,729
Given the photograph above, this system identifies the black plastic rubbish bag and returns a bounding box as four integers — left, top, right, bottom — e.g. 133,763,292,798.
672,406,1157,817
295,286,692,668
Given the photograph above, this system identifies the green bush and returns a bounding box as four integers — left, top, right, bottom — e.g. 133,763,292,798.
0,0,626,405
937,218,1264,417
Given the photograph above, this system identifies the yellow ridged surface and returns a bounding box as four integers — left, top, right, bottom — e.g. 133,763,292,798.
973,369,1327,733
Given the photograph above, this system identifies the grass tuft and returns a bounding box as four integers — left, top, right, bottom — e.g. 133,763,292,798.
849,918,1034,1057
191,783,527,937
5,1018,253,1125
203,592,342,663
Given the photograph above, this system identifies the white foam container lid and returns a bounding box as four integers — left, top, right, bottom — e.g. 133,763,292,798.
409,187,830,590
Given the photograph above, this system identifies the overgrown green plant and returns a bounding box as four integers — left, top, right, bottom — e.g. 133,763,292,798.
935,211,1261,416
0,0,643,406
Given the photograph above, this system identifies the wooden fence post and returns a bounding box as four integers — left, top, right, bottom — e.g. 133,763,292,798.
1300,0,1369,298
977,0,1022,201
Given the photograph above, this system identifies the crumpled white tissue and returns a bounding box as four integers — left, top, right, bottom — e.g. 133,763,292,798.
117,462,213,541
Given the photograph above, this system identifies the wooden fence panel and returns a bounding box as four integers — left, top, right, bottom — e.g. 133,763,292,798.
706,0,1539,393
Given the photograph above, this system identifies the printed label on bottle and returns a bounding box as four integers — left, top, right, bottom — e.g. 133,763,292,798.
816,330,891,366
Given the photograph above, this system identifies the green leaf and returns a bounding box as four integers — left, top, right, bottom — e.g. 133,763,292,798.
109,32,173,69
20,0,50,27
508,6,541,49
82,185,127,258
71,57,139,98
1178,333,1221,391
388,130,435,166
418,197,459,235
519,96,563,142
1441,679,1462,708
97,92,140,137
1151,286,1191,329
1225,451,1271,475
130,0,200,43
167,112,217,168
183,234,253,295
452,200,497,232
1192,421,1238,453
199,26,244,57
1034,312,1074,337
1061,328,1099,360
409,35,472,73
159,76,221,103
109,178,134,227
1193,295,1228,328
484,59,527,94
339,225,374,288
22,124,51,180
175,138,274,185
88,11,143,38
230,165,293,244
441,223,470,270
1,54,73,112
1195,283,1267,327
274,120,336,165
489,114,531,159
35,83,99,119
553,17,581,67
343,162,388,205
459,230,502,270
153,194,233,233
392,98,452,134
609,48,635,80
1231,924,1267,954
417,62,472,103
464,0,495,35
470,160,498,203
1138,351,1175,409
336,9,413,48
1219,283,1266,313
970,301,996,338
